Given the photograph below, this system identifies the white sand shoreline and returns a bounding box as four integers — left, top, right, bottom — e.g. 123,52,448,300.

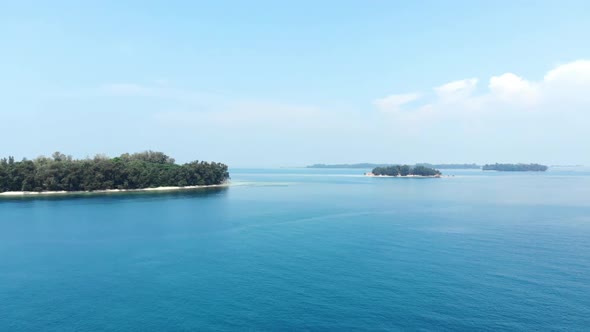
0,183,230,197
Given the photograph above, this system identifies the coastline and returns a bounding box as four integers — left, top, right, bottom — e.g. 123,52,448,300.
0,183,230,197
364,172,442,178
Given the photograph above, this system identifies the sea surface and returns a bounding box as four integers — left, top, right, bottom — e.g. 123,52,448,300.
1,167,590,331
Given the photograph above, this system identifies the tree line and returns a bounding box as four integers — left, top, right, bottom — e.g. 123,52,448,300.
308,163,391,169
416,163,480,169
0,151,229,193
309,163,479,169
482,163,548,172
372,165,441,176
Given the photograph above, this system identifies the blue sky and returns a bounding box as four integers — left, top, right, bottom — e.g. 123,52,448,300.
1,1,589,166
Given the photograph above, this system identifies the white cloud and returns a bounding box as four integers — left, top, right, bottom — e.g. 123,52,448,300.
373,93,421,112
435,78,478,101
368,60,590,162
376,60,590,115
544,60,590,83
542,60,590,103
488,73,538,105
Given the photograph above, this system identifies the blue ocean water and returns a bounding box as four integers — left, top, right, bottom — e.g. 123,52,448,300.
1,168,590,331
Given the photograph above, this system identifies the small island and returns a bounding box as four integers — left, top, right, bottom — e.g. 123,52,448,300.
308,163,479,169
482,163,548,172
367,165,442,177
0,151,229,196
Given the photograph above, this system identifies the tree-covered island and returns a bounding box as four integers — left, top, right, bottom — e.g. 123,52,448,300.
308,163,479,169
0,151,229,193
482,163,548,172
369,165,442,177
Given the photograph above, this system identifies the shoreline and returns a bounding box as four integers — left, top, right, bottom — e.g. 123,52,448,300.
0,183,230,197
364,172,443,178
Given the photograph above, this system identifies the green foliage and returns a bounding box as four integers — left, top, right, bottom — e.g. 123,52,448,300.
372,165,441,176
411,165,441,176
482,163,548,172
0,151,229,193
309,163,479,169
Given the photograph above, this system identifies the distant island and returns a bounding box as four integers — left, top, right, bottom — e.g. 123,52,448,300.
415,163,480,169
307,163,390,169
308,163,479,169
368,165,442,177
482,163,548,172
0,151,229,195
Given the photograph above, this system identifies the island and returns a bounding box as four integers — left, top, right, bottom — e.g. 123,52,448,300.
367,165,442,177
308,163,479,169
482,163,548,172
415,163,480,169
0,151,229,195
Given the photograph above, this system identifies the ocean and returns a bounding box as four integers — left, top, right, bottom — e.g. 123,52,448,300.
1,167,589,331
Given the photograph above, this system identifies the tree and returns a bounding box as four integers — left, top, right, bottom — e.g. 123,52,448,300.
399,165,411,176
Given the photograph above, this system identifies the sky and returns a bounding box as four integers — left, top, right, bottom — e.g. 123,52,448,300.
1,1,589,167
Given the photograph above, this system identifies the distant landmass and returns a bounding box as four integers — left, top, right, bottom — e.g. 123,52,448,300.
307,163,389,169
308,163,480,169
369,165,441,177
416,163,480,169
482,163,548,172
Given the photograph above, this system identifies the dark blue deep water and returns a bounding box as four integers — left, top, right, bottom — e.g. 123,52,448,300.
1,168,590,331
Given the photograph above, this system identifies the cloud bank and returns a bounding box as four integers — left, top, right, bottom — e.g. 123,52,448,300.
374,59,590,115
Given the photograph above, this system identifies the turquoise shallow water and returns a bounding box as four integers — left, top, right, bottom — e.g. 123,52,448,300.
1,168,590,331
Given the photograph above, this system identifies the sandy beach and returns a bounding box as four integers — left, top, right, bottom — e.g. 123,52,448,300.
0,183,230,197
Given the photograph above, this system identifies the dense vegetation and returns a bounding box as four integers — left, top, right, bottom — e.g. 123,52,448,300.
482,163,548,172
372,165,441,176
309,163,478,169
416,163,480,169
0,151,229,193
